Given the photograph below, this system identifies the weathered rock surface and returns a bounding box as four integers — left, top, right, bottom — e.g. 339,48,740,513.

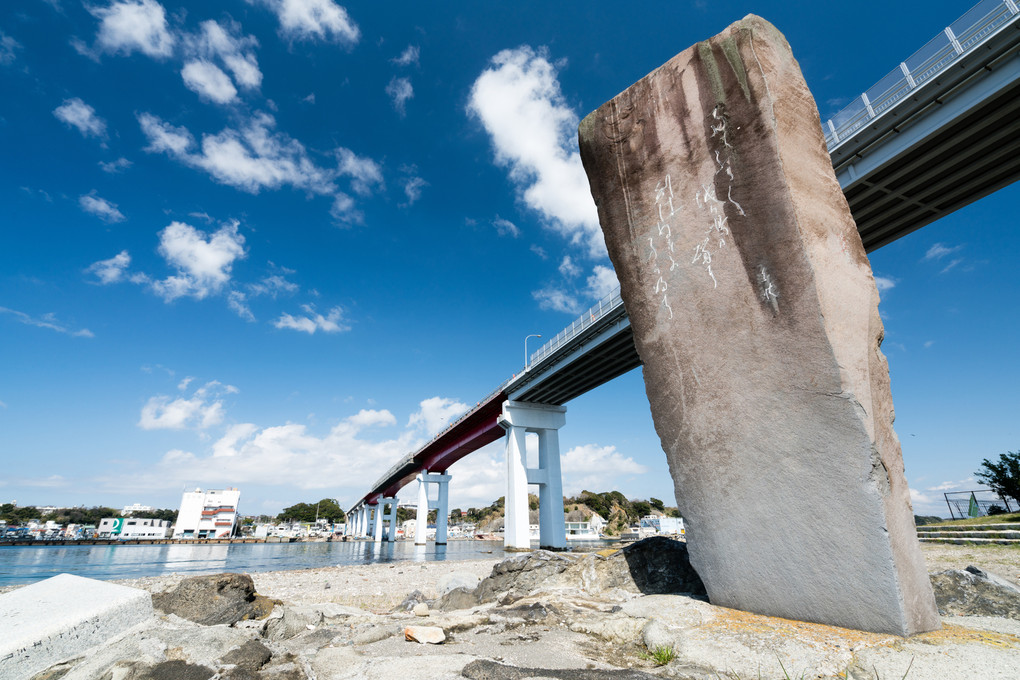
22,550,1020,680
151,573,274,626
461,659,661,679
219,639,274,671
931,566,1020,619
577,14,939,635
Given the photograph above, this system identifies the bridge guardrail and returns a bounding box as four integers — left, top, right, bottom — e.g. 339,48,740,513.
527,286,625,368
823,0,1019,150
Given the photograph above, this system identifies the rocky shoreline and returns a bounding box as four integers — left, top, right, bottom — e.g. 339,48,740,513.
16,539,1020,679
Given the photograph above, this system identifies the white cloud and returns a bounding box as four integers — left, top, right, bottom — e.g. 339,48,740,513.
140,112,342,198
138,112,193,154
940,259,963,275
227,290,255,321
1,30,21,65
53,98,106,139
251,0,360,45
402,176,427,205
79,192,126,223
151,220,246,301
181,60,238,104
586,265,618,300
139,408,406,494
0,307,94,338
468,46,603,257
559,256,580,278
99,157,133,173
248,274,299,298
873,275,896,292
392,44,419,67
138,380,235,430
86,250,131,284
386,76,413,116
493,216,520,238
336,148,384,196
924,243,961,261
408,396,469,437
330,193,359,224
186,20,262,90
533,287,582,315
925,477,976,493
90,0,175,59
560,444,648,495
274,304,349,334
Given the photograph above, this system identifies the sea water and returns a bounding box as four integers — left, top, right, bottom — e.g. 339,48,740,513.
0,540,514,587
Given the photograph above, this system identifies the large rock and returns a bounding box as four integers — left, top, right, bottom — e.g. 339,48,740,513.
151,573,274,626
476,551,573,604
577,15,939,635
930,566,1020,619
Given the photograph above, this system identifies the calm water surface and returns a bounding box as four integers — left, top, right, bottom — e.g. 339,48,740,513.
0,540,520,587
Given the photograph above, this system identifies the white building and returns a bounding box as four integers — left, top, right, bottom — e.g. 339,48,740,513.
173,488,241,539
122,503,154,516
97,517,172,538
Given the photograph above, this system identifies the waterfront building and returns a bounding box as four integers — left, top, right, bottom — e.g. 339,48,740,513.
122,503,154,516
97,517,171,538
173,488,241,539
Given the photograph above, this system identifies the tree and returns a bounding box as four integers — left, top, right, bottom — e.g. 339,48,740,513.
649,497,665,512
975,450,1020,507
277,498,345,524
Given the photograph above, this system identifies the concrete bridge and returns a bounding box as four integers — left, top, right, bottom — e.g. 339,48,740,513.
346,0,1020,548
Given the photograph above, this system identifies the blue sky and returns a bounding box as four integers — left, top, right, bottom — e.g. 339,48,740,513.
1,1,1016,518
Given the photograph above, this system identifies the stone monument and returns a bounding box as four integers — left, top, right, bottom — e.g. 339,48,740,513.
577,15,940,635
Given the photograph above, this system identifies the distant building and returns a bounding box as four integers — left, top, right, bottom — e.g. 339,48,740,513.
97,517,171,538
122,503,154,516
173,488,241,539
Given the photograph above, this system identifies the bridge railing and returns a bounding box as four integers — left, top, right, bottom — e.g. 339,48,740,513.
528,286,625,367
823,0,1019,151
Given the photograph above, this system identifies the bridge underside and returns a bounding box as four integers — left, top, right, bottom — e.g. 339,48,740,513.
836,34,1020,251
367,392,506,504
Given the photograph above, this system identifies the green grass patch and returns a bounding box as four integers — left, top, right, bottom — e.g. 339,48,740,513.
640,645,677,666
925,512,1020,527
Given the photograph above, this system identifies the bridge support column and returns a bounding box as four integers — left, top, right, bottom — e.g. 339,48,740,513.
371,503,383,542
358,507,368,538
382,497,398,541
498,400,567,550
415,475,429,545
414,472,452,545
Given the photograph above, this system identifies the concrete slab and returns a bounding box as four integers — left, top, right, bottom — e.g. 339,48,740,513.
0,573,153,680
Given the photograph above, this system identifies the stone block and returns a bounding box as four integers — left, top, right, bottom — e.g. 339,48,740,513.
578,15,939,635
0,573,153,680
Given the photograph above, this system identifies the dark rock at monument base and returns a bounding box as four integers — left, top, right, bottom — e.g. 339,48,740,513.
116,659,216,680
463,538,705,609
219,639,274,671
475,550,573,604
607,536,706,597
462,659,661,680
436,585,482,611
151,573,275,626
930,566,1020,619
